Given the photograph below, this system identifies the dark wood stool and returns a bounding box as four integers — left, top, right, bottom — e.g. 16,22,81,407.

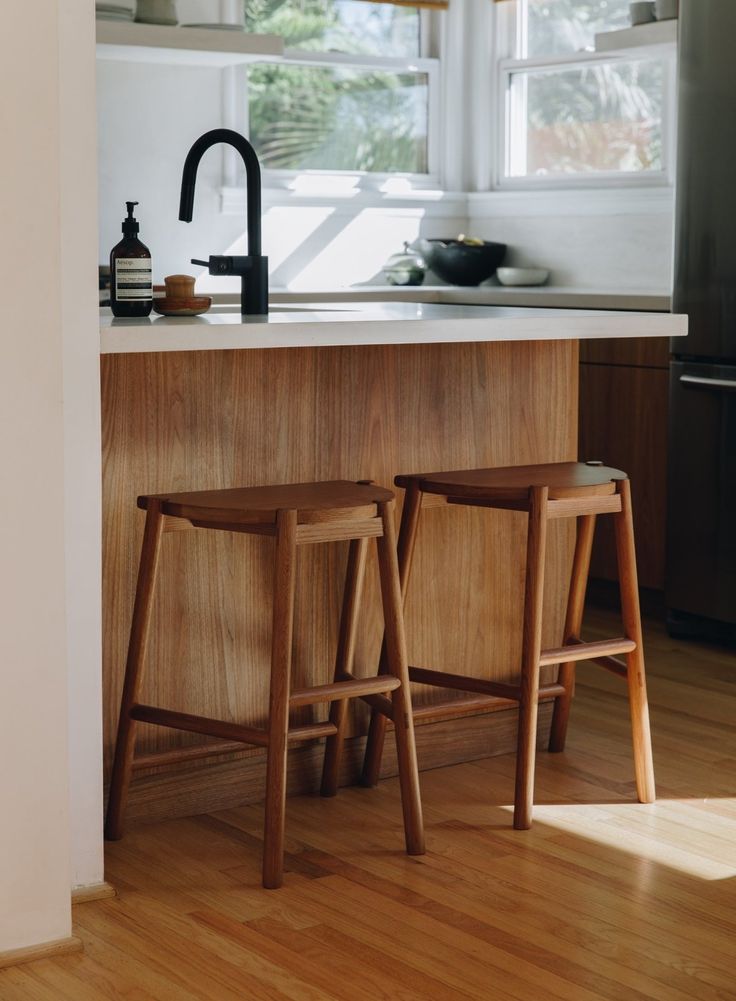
358,462,656,829
105,480,425,888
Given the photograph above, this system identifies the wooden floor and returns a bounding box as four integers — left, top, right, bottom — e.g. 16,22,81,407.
3,610,736,1000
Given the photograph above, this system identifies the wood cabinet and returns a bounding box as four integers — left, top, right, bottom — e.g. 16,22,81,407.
579,337,669,590
102,340,578,823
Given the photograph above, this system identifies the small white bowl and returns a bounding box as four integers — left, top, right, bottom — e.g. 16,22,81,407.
496,267,549,287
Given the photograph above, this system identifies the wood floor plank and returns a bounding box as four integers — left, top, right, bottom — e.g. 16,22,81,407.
275,820,701,1001
5,611,736,1001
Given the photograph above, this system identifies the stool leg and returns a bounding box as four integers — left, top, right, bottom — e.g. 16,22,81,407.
549,514,596,753
375,499,425,855
362,483,423,788
614,479,656,804
263,509,298,889
320,536,370,797
514,486,549,831
105,501,165,841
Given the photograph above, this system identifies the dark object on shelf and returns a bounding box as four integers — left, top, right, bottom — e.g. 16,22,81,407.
180,128,268,316
410,237,506,286
110,201,153,318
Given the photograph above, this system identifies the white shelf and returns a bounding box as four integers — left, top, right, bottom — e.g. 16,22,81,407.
96,20,283,67
595,18,677,54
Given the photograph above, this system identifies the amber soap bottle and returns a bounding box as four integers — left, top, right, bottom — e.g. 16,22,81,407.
110,201,153,317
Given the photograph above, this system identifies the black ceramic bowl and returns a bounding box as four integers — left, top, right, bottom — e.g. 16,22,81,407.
415,239,507,286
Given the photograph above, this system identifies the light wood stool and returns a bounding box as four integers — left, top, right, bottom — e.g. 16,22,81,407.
105,480,425,888
359,462,656,829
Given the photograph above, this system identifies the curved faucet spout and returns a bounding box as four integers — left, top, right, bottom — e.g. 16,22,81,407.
179,128,262,257
179,128,268,315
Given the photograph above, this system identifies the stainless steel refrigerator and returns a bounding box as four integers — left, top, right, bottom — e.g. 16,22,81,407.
668,0,736,641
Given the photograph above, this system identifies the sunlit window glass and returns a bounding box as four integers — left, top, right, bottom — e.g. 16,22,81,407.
525,0,632,56
507,60,664,177
248,64,429,173
245,0,421,59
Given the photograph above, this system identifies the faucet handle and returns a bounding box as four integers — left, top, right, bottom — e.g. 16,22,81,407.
191,255,238,275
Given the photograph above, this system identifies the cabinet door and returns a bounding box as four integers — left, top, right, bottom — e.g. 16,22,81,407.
580,337,669,368
667,362,736,624
579,363,669,589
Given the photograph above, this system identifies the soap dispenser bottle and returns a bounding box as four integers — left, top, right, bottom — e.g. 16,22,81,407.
110,201,153,317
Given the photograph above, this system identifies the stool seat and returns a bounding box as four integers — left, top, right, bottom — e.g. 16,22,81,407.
396,461,627,502
139,480,394,526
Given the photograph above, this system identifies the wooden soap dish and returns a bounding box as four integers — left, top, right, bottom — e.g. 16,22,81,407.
153,274,212,316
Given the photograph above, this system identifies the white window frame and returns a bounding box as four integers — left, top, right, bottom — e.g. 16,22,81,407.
493,0,677,191
226,6,442,193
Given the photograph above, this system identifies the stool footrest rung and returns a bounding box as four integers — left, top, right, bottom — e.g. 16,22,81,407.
596,655,629,679
411,686,562,724
563,639,629,678
289,674,401,708
129,704,337,748
132,739,249,771
539,637,636,667
360,691,395,719
409,666,564,704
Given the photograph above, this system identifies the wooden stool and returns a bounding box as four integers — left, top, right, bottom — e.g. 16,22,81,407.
359,462,656,829
105,480,425,888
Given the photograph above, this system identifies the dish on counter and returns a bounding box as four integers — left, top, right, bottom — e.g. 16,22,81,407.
496,267,550,287
409,237,506,287
382,244,426,286
153,295,212,317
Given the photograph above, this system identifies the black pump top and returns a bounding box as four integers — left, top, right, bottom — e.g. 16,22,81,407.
122,201,140,237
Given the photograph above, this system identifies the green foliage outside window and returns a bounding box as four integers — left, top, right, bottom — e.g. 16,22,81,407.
244,1,429,173
514,0,664,176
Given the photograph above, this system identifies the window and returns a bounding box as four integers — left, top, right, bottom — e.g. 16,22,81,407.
243,1,438,177
497,0,674,186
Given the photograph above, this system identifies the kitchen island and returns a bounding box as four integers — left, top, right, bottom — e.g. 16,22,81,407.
101,302,684,824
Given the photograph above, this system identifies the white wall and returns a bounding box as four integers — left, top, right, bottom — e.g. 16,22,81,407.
98,59,245,290
467,189,674,291
61,4,105,893
0,2,73,952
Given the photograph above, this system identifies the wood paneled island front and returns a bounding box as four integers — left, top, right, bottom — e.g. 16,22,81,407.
101,301,683,824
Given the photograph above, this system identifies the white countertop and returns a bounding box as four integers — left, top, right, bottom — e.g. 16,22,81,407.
100,301,685,354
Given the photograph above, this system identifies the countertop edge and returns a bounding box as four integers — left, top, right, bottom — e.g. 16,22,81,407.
100,309,686,355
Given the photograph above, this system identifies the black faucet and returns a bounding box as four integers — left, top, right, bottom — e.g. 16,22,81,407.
179,128,268,316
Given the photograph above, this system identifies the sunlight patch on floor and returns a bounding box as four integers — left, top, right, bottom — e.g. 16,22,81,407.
501,797,736,881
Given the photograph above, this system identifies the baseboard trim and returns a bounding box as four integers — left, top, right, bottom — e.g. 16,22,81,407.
71,882,117,905
0,936,83,971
